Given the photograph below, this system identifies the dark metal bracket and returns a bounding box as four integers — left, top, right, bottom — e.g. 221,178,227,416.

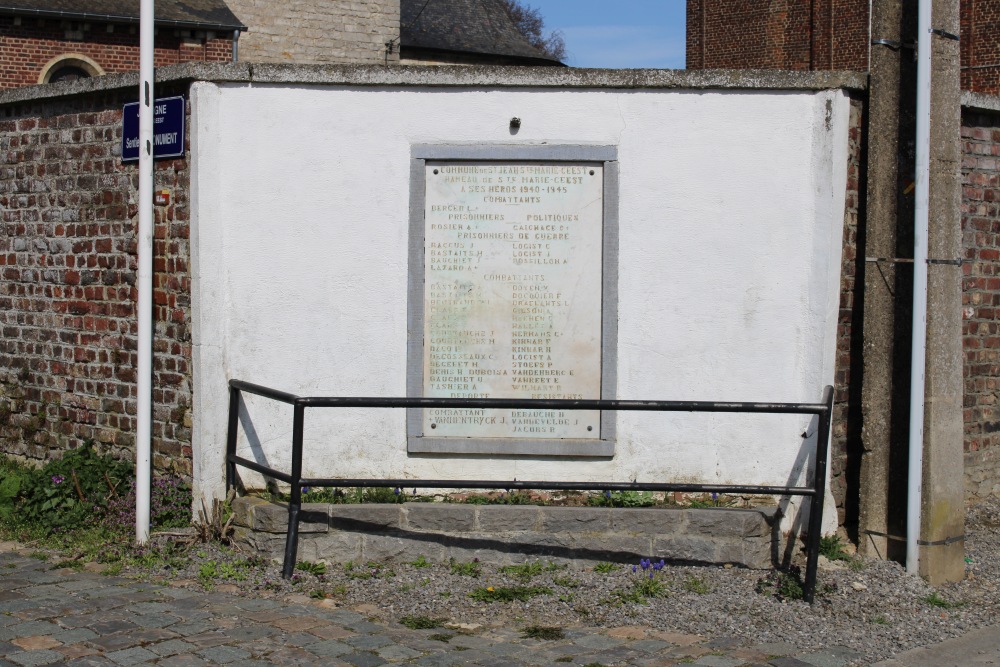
930,28,960,41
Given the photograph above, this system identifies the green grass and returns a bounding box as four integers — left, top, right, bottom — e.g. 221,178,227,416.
923,592,963,609
499,560,561,580
50,559,84,571
553,575,579,588
682,576,710,594
344,561,394,580
469,585,552,602
593,562,619,573
871,615,890,625
521,625,565,640
399,615,444,630
428,633,455,643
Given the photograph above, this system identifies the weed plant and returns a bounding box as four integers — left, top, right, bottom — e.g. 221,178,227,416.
593,562,620,573
449,558,482,577
296,561,327,576
587,490,656,508
409,555,432,568
499,560,561,580
819,535,852,561
755,566,805,601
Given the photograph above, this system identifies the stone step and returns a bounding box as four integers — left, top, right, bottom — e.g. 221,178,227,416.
232,497,781,569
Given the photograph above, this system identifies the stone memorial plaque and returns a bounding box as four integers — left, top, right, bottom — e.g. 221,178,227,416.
422,161,604,440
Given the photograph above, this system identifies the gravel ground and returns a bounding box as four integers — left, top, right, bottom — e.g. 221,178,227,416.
114,496,1000,666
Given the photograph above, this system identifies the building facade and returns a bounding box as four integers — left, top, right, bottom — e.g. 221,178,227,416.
0,2,243,91
687,0,1000,94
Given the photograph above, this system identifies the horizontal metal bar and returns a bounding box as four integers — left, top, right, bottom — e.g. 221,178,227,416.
294,395,828,415
231,455,293,484
230,380,299,405
294,478,816,497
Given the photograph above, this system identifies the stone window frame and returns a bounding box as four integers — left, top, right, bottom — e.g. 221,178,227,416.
405,144,620,457
38,53,105,85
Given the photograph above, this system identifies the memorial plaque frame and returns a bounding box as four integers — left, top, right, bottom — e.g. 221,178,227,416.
406,145,619,456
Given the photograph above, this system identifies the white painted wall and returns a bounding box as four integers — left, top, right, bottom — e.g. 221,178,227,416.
190,81,850,535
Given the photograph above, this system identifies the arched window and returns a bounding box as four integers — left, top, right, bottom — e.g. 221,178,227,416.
38,54,105,85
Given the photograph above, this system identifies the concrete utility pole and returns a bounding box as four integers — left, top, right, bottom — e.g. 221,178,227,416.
918,0,965,583
860,0,965,583
859,0,913,564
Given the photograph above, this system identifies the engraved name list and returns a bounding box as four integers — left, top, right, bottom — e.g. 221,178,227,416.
422,161,604,441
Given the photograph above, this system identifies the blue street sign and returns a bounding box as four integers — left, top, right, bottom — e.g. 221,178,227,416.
121,95,185,162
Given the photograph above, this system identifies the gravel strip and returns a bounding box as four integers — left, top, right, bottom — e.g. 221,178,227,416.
114,496,1000,666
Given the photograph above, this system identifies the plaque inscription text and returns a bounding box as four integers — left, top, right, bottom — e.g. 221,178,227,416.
422,161,604,440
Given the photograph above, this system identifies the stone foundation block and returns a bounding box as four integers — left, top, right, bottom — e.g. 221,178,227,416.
330,505,401,531
476,506,540,532
252,502,330,533
610,508,688,534
403,505,475,532
539,507,612,532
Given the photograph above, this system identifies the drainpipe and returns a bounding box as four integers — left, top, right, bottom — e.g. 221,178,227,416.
232,30,239,62
136,0,154,546
907,0,932,575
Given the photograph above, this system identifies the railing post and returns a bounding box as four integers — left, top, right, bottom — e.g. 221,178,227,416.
225,384,240,494
281,402,306,578
803,385,834,603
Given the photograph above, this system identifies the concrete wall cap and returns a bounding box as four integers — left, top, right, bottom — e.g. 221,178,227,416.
962,91,1000,114
0,62,867,108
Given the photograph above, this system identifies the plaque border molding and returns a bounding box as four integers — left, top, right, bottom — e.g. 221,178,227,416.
406,144,619,457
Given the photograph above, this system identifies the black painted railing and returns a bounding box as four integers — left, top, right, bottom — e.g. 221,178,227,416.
225,380,834,602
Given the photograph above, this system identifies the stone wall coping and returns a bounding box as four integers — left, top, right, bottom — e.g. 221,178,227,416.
963,91,1000,114
233,496,780,534
0,62,868,107
231,497,782,569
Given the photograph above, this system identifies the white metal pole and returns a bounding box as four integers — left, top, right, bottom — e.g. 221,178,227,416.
136,0,154,545
908,0,932,575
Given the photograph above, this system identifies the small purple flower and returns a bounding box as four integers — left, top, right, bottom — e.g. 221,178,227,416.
412,488,417,495
301,486,310,495
51,475,65,485
711,492,718,501
649,571,654,579
604,490,612,499
632,564,637,573
394,487,401,496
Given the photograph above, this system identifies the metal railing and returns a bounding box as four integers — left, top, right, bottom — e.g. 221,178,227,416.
225,379,834,602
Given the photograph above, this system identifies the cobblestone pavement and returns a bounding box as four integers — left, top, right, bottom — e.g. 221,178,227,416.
0,546,868,667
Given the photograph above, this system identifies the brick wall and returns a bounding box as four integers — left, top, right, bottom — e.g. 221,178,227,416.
962,0,1000,94
686,0,868,72
830,96,864,526
961,107,1000,497
224,0,399,64
0,17,232,91
0,86,194,475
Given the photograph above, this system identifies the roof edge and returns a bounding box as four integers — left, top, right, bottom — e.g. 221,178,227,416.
400,45,565,67
0,6,246,30
0,63,868,107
